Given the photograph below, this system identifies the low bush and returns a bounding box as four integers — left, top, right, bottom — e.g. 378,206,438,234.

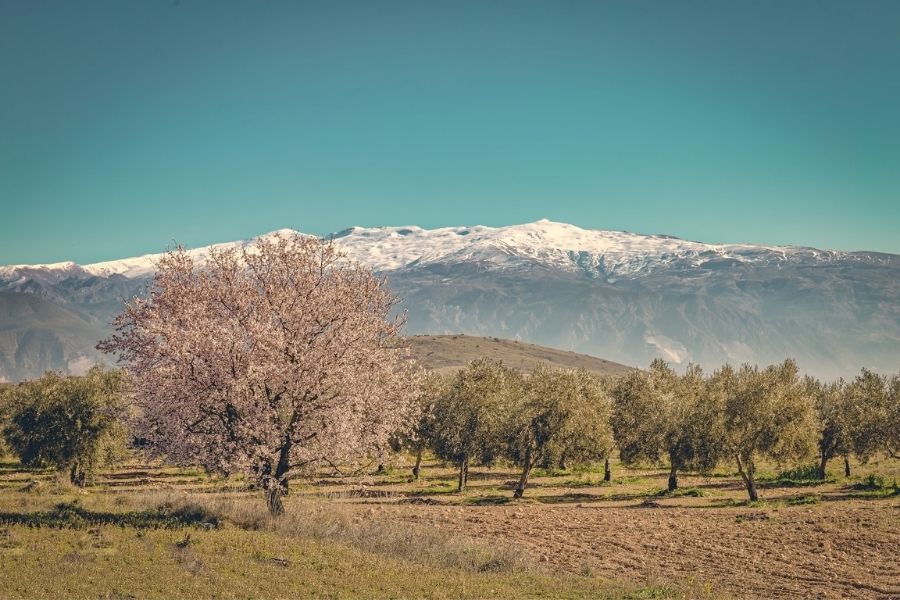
762,464,834,486
850,474,899,497
786,494,821,506
0,499,220,529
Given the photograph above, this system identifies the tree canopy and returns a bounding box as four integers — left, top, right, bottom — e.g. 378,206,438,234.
429,359,521,492
1,367,127,486
100,233,420,514
506,366,613,497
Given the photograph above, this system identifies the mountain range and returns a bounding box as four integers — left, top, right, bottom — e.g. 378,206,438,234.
1,220,898,381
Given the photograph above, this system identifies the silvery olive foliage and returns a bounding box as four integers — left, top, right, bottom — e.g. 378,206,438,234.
429,359,521,492
611,360,723,492
396,371,448,480
709,359,816,501
806,376,851,479
505,366,614,498
842,369,898,466
1,367,128,486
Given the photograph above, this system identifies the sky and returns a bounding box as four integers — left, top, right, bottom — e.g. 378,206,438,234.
1,0,899,265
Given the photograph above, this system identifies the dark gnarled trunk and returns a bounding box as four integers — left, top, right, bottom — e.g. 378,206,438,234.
667,463,678,492
69,462,86,488
263,440,292,516
457,456,469,493
817,452,830,480
735,454,758,502
603,457,612,482
844,456,851,477
513,448,533,499
412,447,423,480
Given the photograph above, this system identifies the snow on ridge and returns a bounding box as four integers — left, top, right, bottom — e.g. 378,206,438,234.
0,220,858,281
82,229,304,278
329,219,851,275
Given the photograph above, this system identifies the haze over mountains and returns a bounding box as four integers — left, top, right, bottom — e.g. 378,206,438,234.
1,220,898,382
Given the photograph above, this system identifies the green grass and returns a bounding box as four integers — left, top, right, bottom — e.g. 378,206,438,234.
666,487,706,498
0,525,672,599
847,474,900,499
758,464,834,487
464,494,513,506
415,479,458,495
786,494,821,506
560,476,613,488
0,499,221,529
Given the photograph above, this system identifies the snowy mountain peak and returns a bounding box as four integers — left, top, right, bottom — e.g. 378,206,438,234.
0,221,883,286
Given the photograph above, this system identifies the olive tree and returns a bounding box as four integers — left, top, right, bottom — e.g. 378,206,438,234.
0,383,10,457
710,360,815,501
887,373,900,459
807,377,851,479
398,372,448,480
100,233,420,515
429,359,521,492
506,367,613,498
612,360,722,492
1,368,128,486
842,368,894,475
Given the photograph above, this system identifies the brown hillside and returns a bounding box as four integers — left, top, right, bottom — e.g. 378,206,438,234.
407,334,634,376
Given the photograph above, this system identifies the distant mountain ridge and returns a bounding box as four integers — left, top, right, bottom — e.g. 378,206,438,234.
1,220,898,381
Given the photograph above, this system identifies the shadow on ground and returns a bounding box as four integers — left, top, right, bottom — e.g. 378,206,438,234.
0,501,220,529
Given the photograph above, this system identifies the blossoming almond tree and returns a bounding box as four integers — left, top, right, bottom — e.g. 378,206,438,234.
99,233,420,515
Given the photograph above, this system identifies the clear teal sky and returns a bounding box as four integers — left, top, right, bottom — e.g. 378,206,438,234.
2,1,899,265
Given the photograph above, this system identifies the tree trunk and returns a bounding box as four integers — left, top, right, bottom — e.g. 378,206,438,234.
264,469,290,516
69,462,86,488
735,454,759,502
667,463,678,492
264,441,292,516
844,456,851,477
412,448,423,480
817,452,830,480
514,449,533,499
457,456,469,493
266,485,285,516
603,457,612,482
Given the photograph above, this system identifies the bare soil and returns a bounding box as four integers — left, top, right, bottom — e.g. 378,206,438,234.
382,500,899,599
305,459,900,600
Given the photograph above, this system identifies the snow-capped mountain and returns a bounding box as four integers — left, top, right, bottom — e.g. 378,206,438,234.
1,220,898,381
0,219,873,282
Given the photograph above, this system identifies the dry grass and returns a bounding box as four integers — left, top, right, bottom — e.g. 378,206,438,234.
408,334,635,376
127,490,530,573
